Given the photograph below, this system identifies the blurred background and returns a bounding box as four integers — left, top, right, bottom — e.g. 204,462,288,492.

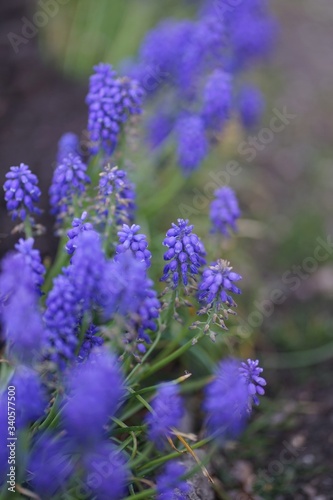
1,0,333,497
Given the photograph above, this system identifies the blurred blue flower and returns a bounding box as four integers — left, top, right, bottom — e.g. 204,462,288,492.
57,132,80,163
176,115,208,174
203,358,249,441
63,348,125,448
3,164,41,221
161,219,206,288
11,366,47,428
116,224,151,268
238,85,265,129
146,383,184,449
210,187,240,237
202,70,232,132
198,259,242,308
15,237,45,291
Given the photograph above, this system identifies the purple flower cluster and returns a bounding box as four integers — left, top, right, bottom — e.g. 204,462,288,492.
66,211,94,255
86,63,144,155
199,259,242,309
56,132,80,163
176,115,208,174
11,366,47,428
210,187,240,236
240,358,266,407
129,0,275,173
161,219,206,288
3,164,41,221
102,253,160,345
203,358,249,440
63,348,125,447
146,383,184,449
0,252,44,365
98,165,136,226
15,238,45,291
116,224,151,268
156,461,190,500
49,154,90,221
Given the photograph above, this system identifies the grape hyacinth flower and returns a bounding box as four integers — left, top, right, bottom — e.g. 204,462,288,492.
84,444,129,500
116,224,151,268
69,230,106,311
156,461,191,500
161,219,206,289
77,324,104,362
28,435,74,498
240,358,266,407
202,70,233,132
15,238,45,291
102,253,160,345
66,211,94,255
63,348,125,447
11,366,47,429
57,132,80,163
176,115,208,174
3,163,41,221
146,383,184,449
238,85,265,129
44,270,81,367
203,358,249,441
198,259,242,309
210,187,240,237
0,253,44,364
86,63,144,155
98,165,136,225
49,154,90,221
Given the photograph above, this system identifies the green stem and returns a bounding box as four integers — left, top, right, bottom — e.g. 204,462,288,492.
43,235,69,293
139,331,205,382
24,217,33,238
123,488,155,500
125,329,162,384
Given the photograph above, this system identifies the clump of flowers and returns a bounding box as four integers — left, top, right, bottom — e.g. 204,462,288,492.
0,1,275,496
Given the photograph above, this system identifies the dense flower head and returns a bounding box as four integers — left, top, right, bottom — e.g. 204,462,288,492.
176,115,208,174
86,63,144,155
146,383,184,449
156,461,191,500
49,153,90,220
83,444,129,500
69,230,106,311
198,259,242,308
0,253,44,364
44,270,81,367
240,358,266,407
66,211,94,255
210,186,240,236
78,324,104,362
101,252,160,344
28,434,74,497
11,366,47,428
57,132,80,163
116,224,151,268
203,358,249,441
63,348,126,447
15,238,45,290
3,163,41,221
202,70,233,131
161,219,206,288
98,165,136,225
238,84,265,129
